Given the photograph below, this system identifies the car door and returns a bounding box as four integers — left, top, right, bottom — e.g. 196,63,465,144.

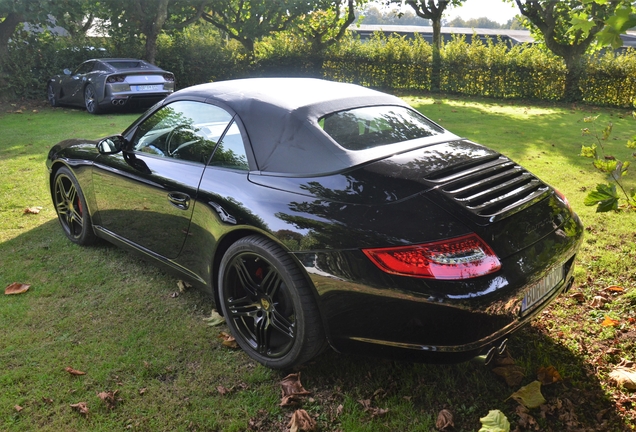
92,100,234,259
62,61,95,103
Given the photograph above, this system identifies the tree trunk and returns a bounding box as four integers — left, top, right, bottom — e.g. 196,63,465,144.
143,0,169,64
563,53,584,103
0,12,24,70
431,17,442,92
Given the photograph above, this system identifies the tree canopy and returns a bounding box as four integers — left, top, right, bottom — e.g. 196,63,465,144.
511,0,628,102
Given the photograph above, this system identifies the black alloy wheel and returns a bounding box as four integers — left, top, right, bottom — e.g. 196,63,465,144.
47,83,59,107
84,84,101,114
218,235,325,369
53,167,96,245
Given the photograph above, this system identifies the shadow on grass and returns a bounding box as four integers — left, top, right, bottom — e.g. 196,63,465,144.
1,221,628,431
295,324,627,431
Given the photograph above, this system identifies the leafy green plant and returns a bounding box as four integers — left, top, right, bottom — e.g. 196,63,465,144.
579,115,636,212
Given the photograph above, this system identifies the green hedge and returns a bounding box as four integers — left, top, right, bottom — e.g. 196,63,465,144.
2,29,636,108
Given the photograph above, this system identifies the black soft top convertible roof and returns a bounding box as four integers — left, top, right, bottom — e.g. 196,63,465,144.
167,78,452,175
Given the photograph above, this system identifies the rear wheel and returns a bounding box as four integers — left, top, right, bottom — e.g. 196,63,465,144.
218,235,325,369
53,167,96,245
84,84,101,114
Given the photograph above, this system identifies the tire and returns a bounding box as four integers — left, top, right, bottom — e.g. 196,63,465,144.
218,235,325,369
52,166,97,246
84,84,101,114
47,83,59,107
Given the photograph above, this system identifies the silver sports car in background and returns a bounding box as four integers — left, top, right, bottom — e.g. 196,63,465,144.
47,58,175,114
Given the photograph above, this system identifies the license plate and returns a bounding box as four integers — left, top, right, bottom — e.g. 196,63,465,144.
134,85,162,91
521,265,564,314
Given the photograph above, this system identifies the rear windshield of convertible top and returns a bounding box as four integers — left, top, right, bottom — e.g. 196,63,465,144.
319,105,444,151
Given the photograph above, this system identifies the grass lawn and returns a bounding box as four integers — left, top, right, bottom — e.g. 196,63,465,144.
1,96,635,431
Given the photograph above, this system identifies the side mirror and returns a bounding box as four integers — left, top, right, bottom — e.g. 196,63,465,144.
63,68,72,75
97,135,125,155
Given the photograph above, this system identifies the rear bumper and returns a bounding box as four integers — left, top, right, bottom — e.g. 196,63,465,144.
296,214,583,363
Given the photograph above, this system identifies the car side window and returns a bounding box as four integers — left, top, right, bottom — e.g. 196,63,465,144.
208,121,249,170
74,61,94,75
131,101,233,165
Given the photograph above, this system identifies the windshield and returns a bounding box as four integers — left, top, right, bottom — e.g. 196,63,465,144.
319,105,444,151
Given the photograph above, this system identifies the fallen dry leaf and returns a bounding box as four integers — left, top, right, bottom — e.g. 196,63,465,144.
609,366,636,390
5,282,31,295
23,206,42,214
590,295,610,308
177,280,191,293
537,366,562,385
479,409,510,432
42,397,53,404
217,385,231,396
515,405,538,430
203,309,225,327
280,372,311,406
604,285,624,293
97,390,120,410
281,373,311,398
569,292,585,303
281,394,304,407
436,409,454,430
65,366,86,376
218,331,239,349
492,364,525,387
288,409,316,432
509,381,546,409
601,316,620,327
70,402,89,416
14,405,23,412
358,399,389,418
138,388,146,395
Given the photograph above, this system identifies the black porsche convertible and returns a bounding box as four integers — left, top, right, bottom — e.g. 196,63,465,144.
46,78,584,369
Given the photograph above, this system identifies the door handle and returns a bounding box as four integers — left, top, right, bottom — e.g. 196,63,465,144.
168,192,190,210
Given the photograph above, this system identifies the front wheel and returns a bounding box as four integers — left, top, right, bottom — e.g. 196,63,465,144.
218,235,325,369
52,166,96,245
47,83,59,107
84,84,101,114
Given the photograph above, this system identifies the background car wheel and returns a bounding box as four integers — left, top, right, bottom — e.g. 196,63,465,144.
218,235,325,369
84,84,101,114
47,83,59,107
53,166,96,245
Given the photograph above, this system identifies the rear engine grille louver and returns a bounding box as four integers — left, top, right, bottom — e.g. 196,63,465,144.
426,156,550,220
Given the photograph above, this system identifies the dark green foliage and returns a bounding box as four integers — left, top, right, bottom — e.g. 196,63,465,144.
3,28,636,108
156,26,244,88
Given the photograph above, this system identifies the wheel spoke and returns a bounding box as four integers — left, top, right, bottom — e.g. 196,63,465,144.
69,207,84,229
233,259,259,297
254,316,269,354
260,267,282,297
270,309,295,339
227,296,259,318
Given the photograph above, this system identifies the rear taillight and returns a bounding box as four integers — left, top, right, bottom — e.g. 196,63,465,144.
107,75,125,83
554,188,571,210
363,234,501,280
163,73,174,81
